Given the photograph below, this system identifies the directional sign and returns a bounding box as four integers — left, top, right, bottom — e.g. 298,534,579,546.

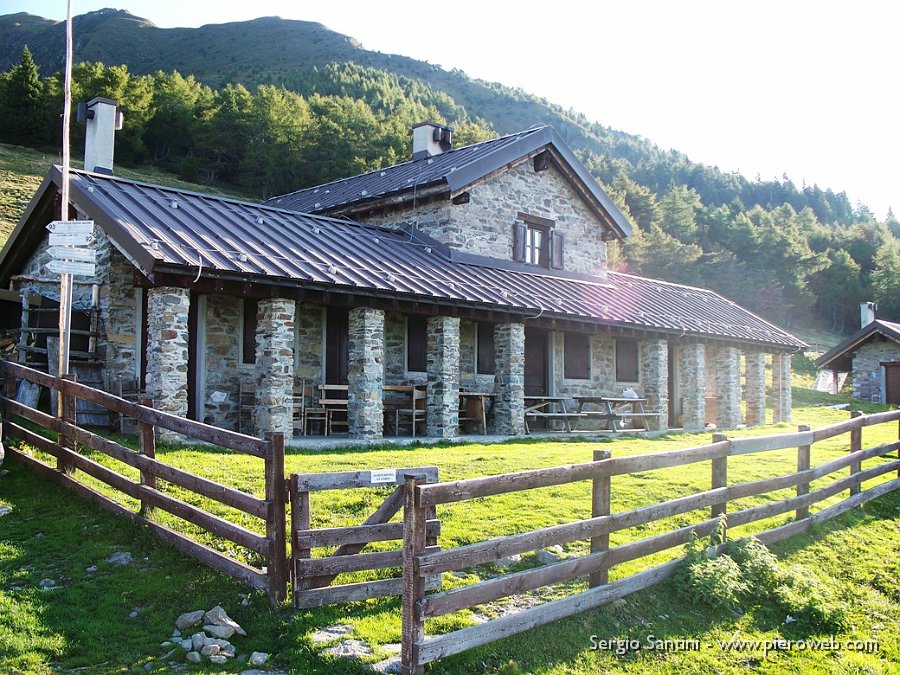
47,220,94,235
47,246,96,263
49,231,95,246
46,259,96,276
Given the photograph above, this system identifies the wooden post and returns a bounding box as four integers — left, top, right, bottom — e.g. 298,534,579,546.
796,424,811,520
58,374,77,474
710,433,728,521
290,476,311,600
589,449,612,587
264,432,288,605
138,396,156,515
849,411,862,498
401,473,427,675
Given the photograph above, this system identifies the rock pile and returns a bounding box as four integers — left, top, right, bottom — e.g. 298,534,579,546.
164,605,269,668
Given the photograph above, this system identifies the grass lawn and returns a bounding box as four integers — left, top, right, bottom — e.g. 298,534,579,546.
0,386,898,673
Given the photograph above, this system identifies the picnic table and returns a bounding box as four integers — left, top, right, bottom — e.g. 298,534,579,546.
573,395,657,432
459,391,494,434
524,395,585,433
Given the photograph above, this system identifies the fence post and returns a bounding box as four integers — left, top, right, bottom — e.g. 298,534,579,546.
589,449,612,587
711,433,728,523
58,374,77,475
796,424,811,520
401,473,427,675
850,411,862,498
138,396,156,515
290,475,311,599
264,432,288,606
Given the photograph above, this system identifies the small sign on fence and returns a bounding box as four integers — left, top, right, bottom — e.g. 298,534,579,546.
370,469,397,484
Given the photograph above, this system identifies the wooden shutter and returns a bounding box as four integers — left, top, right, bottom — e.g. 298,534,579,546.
513,222,526,262
407,315,427,372
615,338,639,382
550,230,565,269
564,332,590,379
242,299,258,365
477,322,496,375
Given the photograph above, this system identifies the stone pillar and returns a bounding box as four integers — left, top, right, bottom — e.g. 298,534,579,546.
255,298,295,436
426,315,460,438
715,346,742,429
679,342,706,431
145,286,190,442
494,322,525,435
744,351,767,426
640,339,668,431
772,353,792,423
347,307,384,439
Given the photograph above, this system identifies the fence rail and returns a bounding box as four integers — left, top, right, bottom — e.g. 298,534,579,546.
0,359,288,604
401,408,900,673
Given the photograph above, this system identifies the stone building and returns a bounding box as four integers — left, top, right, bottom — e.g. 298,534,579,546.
816,304,900,405
0,121,805,440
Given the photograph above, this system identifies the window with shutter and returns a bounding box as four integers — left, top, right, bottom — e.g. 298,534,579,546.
513,223,527,262
550,230,565,269
514,213,555,268
406,315,427,372
476,322,496,374
564,332,590,379
242,299,258,365
615,338,639,382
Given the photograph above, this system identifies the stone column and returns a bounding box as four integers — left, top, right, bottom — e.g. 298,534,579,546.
494,322,525,435
426,315,460,438
145,286,190,442
744,351,767,426
640,339,668,431
715,346,742,429
679,342,706,431
347,307,384,439
255,298,295,436
772,353,792,423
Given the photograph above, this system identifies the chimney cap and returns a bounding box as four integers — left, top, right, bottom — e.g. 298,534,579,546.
412,122,453,160
86,96,120,108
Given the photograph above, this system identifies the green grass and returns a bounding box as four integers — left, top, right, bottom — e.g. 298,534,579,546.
1,384,898,673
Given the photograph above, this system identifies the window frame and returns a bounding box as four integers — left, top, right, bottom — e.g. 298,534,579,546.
563,332,591,380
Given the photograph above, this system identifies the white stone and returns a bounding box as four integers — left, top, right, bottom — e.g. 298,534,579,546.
175,610,205,631
535,549,561,565
179,639,192,650
209,655,228,665
202,637,230,648
200,644,221,657
203,605,246,636
496,554,522,567
105,551,133,566
185,651,201,663
191,632,205,651
248,651,269,667
322,640,373,659
310,624,354,643
203,623,235,640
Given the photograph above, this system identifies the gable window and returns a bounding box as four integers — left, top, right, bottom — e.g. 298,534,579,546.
615,338,639,382
564,332,590,379
513,212,564,269
242,299,258,365
476,322,496,375
407,315,427,373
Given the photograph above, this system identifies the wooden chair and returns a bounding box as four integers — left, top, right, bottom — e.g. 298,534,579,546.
294,380,328,436
396,386,426,437
319,384,349,436
238,378,256,435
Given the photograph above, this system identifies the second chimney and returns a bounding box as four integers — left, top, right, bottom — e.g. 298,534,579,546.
80,97,122,175
412,122,452,160
860,301,877,328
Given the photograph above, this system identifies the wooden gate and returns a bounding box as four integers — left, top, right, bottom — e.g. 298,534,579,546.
290,466,441,608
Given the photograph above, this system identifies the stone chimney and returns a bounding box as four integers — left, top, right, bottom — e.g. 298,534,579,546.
860,301,877,328
412,122,452,160
79,97,122,174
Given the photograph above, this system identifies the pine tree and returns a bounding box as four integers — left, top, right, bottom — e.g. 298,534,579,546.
0,46,44,145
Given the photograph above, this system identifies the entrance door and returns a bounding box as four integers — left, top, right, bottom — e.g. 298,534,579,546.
524,328,549,396
885,363,900,405
668,343,680,424
325,308,349,385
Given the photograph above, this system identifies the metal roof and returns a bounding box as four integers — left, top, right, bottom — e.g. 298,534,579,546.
816,320,900,369
264,126,633,239
2,167,805,351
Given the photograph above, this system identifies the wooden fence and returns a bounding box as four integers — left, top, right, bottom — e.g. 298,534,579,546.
400,409,900,673
290,467,442,608
0,359,288,604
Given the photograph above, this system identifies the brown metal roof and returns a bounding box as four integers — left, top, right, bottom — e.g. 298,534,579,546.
2,167,805,351
264,125,633,239
816,320,900,370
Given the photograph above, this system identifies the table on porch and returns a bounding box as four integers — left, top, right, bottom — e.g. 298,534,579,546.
524,395,585,433
573,395,656,432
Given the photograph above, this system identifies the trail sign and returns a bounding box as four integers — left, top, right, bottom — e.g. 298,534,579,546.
49,231,95,246
47,246,96,263
46,259,96,276
47,219,94,234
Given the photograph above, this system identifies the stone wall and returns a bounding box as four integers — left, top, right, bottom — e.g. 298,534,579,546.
294,303,324,383
679,343,706,431
744,351,767,426
426,315,460,438
145,287,189,442
347,308,384,439
364,159,608,277
772,353,792,423
254,298,295,436
640,339,668,431
852,338,900,402
203,295,241,429
383,312,428,386
493,322,525,435
715,346,742,429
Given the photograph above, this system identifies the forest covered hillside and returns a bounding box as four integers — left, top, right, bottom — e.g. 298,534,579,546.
1,8,898,333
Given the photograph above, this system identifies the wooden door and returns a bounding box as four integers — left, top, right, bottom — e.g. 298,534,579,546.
524,328,549,396
325,308,349,385
885,363,900,405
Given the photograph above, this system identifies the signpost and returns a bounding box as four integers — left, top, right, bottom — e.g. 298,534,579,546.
47,246,96,263
46,259,97,277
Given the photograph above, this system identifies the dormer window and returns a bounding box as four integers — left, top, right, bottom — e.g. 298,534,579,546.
513,212,564,269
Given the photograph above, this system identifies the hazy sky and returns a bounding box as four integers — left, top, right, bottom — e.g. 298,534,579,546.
4,0,898,218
